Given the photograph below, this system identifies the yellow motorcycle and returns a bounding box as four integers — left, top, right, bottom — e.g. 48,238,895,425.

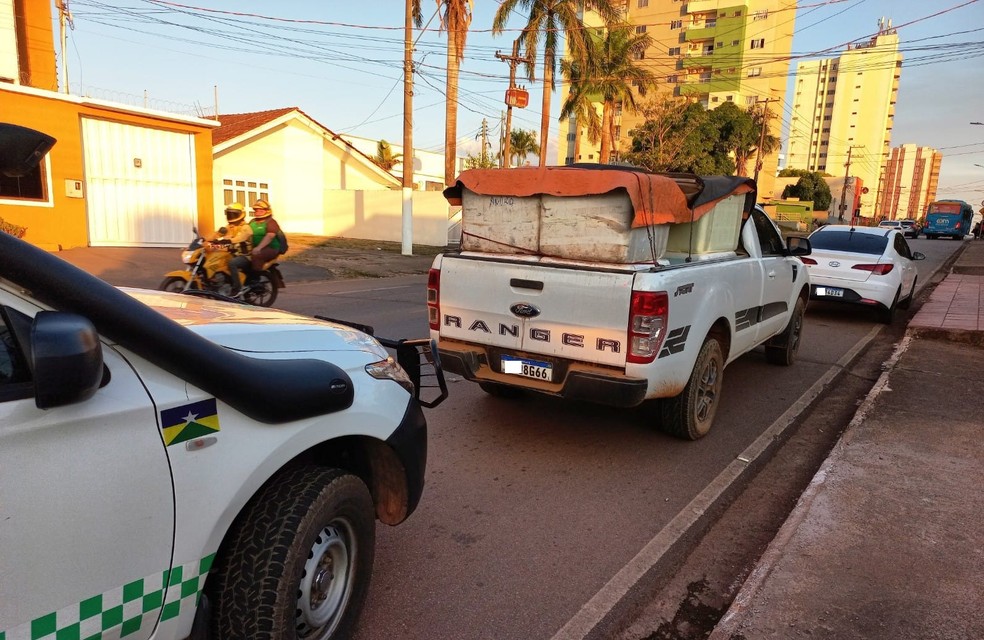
159,228,284,307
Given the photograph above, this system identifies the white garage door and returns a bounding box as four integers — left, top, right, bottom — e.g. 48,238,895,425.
83,118,198,246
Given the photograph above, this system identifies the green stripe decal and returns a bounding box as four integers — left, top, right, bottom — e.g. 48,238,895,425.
1,554,215,640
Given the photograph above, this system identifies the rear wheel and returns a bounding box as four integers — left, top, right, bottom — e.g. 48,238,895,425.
242,272,278,307
878,287,901,324
765,298,805,366
208,467,375,640
898,277,917,310
661,337,724,440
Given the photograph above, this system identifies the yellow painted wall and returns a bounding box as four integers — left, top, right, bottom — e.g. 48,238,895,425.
0,87,215,249
326,190,450,247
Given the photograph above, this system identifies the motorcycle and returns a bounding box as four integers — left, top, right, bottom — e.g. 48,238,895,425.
159,228,285,307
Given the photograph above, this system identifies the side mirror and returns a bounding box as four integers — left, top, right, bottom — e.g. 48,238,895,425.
912,251,926,261
28,311,104,408
785,236,812,257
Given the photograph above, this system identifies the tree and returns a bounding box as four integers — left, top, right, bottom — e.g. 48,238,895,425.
559,55,602,163
706,102,779,177
436,0,474,186
493,0,622,167
779,168,832,178
373,140,402,171
463,153,498,169
623,101,733,174
782,172,832,211
509,128,540,166
584,24,656,164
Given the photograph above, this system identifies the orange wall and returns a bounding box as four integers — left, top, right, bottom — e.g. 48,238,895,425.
0,89,215,249
15,0,57,90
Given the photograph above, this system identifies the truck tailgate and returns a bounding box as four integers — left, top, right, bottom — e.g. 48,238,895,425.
438,257,635,367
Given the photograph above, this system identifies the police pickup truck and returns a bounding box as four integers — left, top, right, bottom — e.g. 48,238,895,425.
0,124,444,640
429,167,812,440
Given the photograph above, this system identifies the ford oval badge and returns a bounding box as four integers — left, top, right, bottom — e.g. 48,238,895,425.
510,302,540,318
828,260,841,267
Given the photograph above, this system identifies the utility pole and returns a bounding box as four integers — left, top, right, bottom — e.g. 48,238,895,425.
401,0,414,255
499,111,506,168
496,39,531,168
839,145,864,222
752,98,778,184
55,1,72,93
479,118,490,165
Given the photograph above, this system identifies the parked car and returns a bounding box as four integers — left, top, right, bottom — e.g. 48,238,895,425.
801,224,925,323
898,219,921,239
877,220,902,231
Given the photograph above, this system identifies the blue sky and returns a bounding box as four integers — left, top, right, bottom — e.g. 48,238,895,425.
59,0,984,203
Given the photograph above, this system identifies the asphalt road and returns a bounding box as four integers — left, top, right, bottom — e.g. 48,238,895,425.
263,237,963,640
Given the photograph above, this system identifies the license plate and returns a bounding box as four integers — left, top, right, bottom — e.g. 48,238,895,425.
816,286,843,298
501,355,553,382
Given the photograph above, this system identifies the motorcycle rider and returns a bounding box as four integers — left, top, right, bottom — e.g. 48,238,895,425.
229,199,282,296
215,203,253,295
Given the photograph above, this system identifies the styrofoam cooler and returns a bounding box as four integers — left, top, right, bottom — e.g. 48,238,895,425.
665,193,745,255
539,193,668,263
460,189,540,253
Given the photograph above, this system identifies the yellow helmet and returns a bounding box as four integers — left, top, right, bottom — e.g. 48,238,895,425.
224,202,245,223
250,199,273,219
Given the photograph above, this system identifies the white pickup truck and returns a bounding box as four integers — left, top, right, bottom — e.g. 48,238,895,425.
429,167,812,440
0,124,444,640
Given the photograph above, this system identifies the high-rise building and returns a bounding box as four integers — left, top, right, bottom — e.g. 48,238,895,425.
876,144,942,221
557,0,795,197
786,20,901,218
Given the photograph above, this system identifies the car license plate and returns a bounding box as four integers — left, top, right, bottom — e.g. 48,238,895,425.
501,355,553,382
816,286,843,298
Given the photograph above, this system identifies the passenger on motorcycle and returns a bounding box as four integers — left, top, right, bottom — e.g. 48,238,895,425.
229,200,283,295
215,203,253,294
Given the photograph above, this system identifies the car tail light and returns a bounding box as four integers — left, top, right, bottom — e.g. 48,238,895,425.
627,291,669,364
427,268,441,331
799,257,817,265
852,263,894,275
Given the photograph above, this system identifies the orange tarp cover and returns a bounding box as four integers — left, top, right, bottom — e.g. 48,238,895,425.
444,167,752,228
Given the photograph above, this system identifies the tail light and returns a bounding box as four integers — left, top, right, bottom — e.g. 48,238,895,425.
852,263,894,275
799,257,817,265
427,268,441,331
627,291,669,364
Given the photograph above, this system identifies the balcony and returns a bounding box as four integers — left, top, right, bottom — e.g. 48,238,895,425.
684,25,718,41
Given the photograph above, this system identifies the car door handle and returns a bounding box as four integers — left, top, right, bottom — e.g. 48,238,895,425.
767,270,776,279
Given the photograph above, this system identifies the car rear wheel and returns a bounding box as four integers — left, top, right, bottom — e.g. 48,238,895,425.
661,336,724,440
878,287,901,324
765,298,805,366
898,277,917,310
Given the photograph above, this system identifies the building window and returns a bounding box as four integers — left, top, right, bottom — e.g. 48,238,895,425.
732,40,739,46
734,10,742,16
614,126,621,138
823,115,831,121
637,0,648,6
565,156,574,165
728,67,737,74
567,132,576,141
750,38,765,49
711,96,719,103
826,102,833,107
669,47,681,56
717,41,724,48
666,75,678,83
633,51,645,60
822,128,830,133
636,25,647,34
670,20,682,29
223,178,270,208
829,76,837,82
747,67,762,77
726,95,733,101
753,10,768,20
0,156,49,203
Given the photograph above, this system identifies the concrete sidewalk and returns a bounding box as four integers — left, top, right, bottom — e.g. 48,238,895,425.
710,240,984,640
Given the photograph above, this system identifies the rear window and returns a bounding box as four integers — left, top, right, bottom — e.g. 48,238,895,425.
810,230,888,255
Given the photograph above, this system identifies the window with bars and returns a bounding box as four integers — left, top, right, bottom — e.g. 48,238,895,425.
637,0,648,6
669,47,681,56
750,38,765,49
223,178,270,208
670,20,682,29
636,25,647,34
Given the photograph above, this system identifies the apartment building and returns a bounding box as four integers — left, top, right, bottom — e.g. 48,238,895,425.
876,143,942,221
557,0,794,196
786,20,902,218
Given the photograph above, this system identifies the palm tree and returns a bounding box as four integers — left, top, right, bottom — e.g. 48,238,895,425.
493,0,622,167
509,128,540,166
588,24,656,164
373,140,402,171
559,55,602,164
436,1,474,185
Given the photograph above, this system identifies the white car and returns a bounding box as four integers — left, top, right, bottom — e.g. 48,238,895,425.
802,224,925,323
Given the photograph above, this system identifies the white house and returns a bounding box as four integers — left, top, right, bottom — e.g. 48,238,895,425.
213,108,452,246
